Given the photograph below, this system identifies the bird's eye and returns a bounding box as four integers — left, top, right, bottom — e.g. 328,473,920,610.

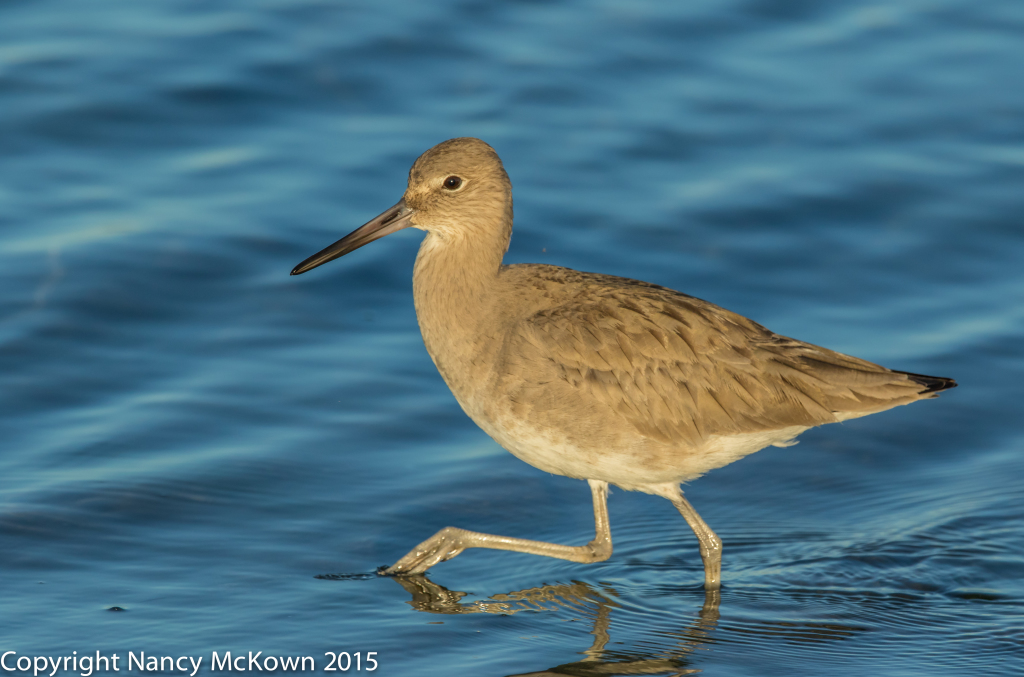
443,175,463,190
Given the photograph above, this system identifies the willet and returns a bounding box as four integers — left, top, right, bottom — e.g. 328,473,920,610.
291,137,955,589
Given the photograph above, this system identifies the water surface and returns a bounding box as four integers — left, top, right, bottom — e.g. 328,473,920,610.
2,0,1022,674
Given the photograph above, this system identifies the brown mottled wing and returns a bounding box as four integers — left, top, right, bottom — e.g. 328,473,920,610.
505,274,938,446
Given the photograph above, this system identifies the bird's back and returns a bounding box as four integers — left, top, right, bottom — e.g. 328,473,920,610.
478,264,953,485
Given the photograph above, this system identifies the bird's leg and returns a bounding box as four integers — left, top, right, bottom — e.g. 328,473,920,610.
384,480,612,575
670,492,723,590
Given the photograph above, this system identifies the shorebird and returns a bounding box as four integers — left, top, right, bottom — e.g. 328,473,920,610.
291,137,955,589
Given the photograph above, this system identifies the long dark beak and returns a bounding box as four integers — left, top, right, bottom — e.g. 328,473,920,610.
290,200,415,275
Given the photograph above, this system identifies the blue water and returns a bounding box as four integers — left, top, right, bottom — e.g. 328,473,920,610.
2,0,1022,674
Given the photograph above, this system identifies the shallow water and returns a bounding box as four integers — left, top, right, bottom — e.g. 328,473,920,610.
2,0,1022,674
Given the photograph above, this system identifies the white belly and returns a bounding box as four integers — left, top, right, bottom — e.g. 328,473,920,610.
473,405,809,493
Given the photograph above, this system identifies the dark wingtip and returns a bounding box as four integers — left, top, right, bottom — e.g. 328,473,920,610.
895,370,958,394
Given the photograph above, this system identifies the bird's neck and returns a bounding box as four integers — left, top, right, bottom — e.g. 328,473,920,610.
412,228,507,398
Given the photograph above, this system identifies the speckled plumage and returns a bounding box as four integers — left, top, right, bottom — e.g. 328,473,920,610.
292,137,955,588
475,264,946,488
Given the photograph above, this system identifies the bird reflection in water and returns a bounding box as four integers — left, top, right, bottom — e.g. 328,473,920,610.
319,573,873,675
358,574,718,675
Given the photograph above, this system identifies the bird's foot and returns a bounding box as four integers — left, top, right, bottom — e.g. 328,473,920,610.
382,526,467,576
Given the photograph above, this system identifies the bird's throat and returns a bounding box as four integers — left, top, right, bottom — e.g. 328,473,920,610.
412,230,506,398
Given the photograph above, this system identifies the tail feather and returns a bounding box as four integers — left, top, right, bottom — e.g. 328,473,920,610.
894,370,957,395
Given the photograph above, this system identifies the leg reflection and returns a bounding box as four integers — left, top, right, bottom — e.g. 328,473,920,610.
387,575,720,675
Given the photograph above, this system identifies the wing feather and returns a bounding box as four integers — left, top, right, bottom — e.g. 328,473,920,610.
500,269,937,446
